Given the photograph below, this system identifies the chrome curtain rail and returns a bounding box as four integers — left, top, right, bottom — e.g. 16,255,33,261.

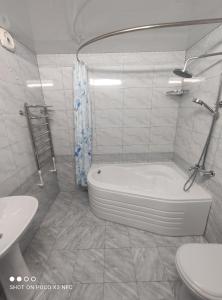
76,18,222,62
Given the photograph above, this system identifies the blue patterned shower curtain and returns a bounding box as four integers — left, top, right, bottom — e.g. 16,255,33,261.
74,61,92,186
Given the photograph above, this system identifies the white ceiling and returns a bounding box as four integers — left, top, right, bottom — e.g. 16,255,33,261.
0,0,222,54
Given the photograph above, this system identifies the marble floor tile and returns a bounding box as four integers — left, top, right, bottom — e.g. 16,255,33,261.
84,210,106,227
132,248,165,281
59,210,89,229
61,209,106,229
70,283,103,300
154,235,196,248
169,280,181,299
104,248,136,282
73,249,104,283
23,191,208,300
71,200,90,214
158,247,179,281
137,282,175,300
72,189,89,202
105,223,130,248
40,249,78,285
40,200,69,232
56,191,89,214
24,226,57,278
104,282,139,300
74,225,105,250
34,288,72,300
128,227,156,248
29,226,56,257
192,236,208,243
24,245,46,279
55,224,105,250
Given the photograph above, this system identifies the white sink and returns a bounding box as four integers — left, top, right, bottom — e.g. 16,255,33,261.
0,196,38,300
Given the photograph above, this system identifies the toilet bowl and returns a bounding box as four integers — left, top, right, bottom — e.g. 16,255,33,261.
175,244,222,300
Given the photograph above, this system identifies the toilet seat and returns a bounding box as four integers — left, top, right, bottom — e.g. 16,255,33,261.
176,244,222,300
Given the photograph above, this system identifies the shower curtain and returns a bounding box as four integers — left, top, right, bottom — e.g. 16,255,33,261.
74,61,92,187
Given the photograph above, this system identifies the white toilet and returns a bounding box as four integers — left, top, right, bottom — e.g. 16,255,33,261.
175,244,222,300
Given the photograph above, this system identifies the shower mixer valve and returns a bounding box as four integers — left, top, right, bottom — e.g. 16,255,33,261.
189,164,215,177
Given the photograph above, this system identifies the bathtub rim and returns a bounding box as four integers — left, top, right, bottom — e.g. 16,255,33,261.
87,161,212,202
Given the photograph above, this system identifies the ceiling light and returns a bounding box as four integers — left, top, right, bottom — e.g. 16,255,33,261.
184,78,204,83
26,80,54,88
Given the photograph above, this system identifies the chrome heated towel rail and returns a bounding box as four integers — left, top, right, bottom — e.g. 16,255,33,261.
24,103,57,186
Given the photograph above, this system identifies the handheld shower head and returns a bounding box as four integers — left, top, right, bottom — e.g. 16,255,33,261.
192,98,215,114
192,98,203,105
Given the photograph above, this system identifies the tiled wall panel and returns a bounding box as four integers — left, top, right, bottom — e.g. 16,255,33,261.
0,40,59,251
174,25,222,242
0,41,45,196
37,51,184,165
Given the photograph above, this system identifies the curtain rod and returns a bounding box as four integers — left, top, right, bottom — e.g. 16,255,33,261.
76,18,222,62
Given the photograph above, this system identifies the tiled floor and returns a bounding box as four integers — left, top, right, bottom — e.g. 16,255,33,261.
22,190,206,300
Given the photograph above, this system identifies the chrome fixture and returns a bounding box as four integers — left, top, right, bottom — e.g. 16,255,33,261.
166,89,189,96
183,73,222,191
0,27,15,52
76,18,222,62
192,98,215,114
173,52,222,78
23,103,57,187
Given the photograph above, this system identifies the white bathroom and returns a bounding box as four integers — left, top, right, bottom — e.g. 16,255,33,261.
0,0,222,299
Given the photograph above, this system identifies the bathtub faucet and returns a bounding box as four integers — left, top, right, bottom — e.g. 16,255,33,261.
188,164,215,177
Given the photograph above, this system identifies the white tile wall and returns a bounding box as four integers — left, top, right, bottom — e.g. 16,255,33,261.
0,41,45,196
174,24,222,242
86,51,184,157
37,54,75,156
37,51,185,159
175,25,222,177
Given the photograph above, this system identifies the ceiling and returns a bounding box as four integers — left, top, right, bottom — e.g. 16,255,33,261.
0,0,222,54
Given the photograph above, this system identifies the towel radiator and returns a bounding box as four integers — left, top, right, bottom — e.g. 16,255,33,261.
24,103,56,186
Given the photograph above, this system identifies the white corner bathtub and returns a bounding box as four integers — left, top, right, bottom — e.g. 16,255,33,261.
87,162,212,236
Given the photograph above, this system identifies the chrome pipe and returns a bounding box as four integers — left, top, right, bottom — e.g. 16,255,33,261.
34,131,49,139
32,123,49,127
36,138,51,148
199,52,222,59
76,18,222,62
49,156,57,173
24,103,56,186
201,73,222,166
199,169,215,176
24,103,41,170
181,51,222,74
30,116,50,119
26,105,52,108
37,146,51,155
184,73,222,191
43,106,56,159
37,170,44,187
